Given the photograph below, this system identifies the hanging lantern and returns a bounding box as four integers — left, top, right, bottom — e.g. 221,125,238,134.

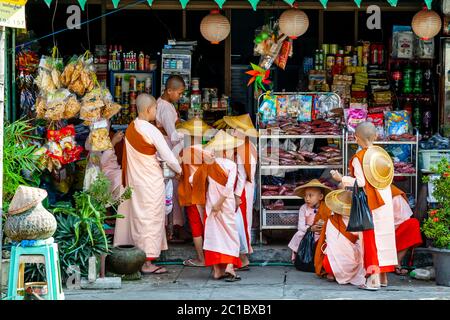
279,9,309,39
411,8,442,40
200,10,230,44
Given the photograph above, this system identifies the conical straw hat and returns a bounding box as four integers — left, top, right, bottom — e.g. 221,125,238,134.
205,130,244,152
8,186,48,215
223,114,258,137
293,179,332,198
325,189,352,217
363,146,394,189
176,117,213,137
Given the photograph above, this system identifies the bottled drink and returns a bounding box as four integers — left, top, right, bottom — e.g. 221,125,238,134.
403,64,413,94
422,99,433,139
413,65,423,94
413,100,421,132
391,63,403,94
423,68,433,94
403,97,413,114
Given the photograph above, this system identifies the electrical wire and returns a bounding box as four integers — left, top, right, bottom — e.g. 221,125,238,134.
51,0,59,48
86,4,91,52
16,0,148,51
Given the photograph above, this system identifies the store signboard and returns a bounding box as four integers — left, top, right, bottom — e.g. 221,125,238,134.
0,0,27,29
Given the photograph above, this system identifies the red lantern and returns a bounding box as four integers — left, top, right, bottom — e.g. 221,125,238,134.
411,8,442,40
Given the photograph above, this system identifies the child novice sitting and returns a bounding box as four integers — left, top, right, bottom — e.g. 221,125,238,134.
288,179,332,262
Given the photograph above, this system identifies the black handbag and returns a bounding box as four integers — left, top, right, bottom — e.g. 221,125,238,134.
294,228,316,272
346,180,375,232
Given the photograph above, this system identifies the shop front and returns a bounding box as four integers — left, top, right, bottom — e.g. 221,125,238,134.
1,0,450,292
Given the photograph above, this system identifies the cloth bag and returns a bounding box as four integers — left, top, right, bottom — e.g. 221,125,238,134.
346,181,374,232
294,228,316,272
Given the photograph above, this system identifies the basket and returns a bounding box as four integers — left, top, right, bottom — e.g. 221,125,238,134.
262,208,299,227
419,150,450,171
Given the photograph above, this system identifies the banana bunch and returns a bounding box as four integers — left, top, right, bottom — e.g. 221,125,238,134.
212,118,229,130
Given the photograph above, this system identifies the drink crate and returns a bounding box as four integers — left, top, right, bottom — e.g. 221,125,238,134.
262,207,299,228
419,149,450,171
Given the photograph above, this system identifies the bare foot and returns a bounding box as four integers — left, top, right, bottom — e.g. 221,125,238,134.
380,273,388,287
141,262,167,274
183,258,205,267
326,274,335,282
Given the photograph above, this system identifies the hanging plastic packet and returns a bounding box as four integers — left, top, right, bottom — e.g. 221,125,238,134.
297,95,313,122
83,152,102,191
89,119,113,152
165,179,174,215
367,112,385,140
44,88,71,121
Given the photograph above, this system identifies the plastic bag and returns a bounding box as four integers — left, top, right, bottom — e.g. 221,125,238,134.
297,95,313,122
345,107,368,133
165,179,173,215
64,54,96,96
35,55,63,94
44,89,71,121
64,94,81,119
294,229,316,272
83,152,101,191
259,94,277,123
384,110,411,136
346,181,374,232
367,112,385,140
88,120,113,152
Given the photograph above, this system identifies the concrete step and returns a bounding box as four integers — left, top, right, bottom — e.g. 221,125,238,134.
159,243,433,267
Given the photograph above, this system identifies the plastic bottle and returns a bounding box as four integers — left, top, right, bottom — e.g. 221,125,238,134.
403,63,413,94
410,267,435,280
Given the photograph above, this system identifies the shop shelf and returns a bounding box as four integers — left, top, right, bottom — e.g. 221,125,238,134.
259,134,342,139
347,140,417,145
261,164,343,170
394,173,417,177
261,208,300,228
261,195,300,200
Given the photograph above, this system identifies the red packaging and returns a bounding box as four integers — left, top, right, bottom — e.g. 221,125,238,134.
274,40,292,70
378,44,384,66
367,112,385,139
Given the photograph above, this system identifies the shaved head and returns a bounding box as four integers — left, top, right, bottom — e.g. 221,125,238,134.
355,121,377,143
136,93,156,114
166,75,186,90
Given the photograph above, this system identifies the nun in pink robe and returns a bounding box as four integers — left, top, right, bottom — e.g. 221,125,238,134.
116,117,181,263
323,213,366,286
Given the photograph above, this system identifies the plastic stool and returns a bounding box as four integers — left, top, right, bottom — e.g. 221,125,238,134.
7,238,65,300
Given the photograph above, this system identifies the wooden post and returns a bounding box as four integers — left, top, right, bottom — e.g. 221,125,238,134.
318,10,324,45
101,0,107,44
182,10,187,39
224,9,231,97
354,9,359,45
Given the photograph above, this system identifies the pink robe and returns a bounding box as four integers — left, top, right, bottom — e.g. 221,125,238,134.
324,214,366,286
342,157,398,269
114,118,181,258
235,146,257,254
203,158,240,259
392,195,413,228
100,149,123,200
156,97,184,226
288,204,321,252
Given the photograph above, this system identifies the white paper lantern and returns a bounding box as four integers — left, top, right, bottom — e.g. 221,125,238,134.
200,10,230,44
279,9,309,39
412,9,442,40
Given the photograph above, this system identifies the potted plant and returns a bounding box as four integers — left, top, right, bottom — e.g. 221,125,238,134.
52,173,132,281
422,157,450,287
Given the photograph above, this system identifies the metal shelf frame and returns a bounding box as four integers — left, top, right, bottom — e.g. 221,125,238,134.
344,130,420,204
256,91,344,244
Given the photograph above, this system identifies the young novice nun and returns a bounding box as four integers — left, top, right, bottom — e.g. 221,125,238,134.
331,121,397,290
391,184,423,275
195,130,242,281
156,75,187,240
176,118,214,267
118,93,182,274
288,179,332,263
223,114,258,270
314,189,366,286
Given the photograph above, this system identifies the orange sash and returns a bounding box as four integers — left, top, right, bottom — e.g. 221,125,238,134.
122,121,156,187
191,162,228,206
349,149,385,211
178,146,209,207
235,138,258,183
391,184,408,202
313,201,331,277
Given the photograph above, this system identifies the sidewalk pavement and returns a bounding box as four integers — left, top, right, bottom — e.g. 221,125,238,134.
64,266,450,300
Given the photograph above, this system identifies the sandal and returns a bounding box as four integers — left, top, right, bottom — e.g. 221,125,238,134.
358,274,380,291
183,259,205,267
141,266,168,275
358,284,380,291
225,273,242,282
395,266,409,276
237,265,250,271
213,274,229,280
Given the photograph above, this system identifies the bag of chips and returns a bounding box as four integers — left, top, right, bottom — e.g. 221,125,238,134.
384,110,411,136
345,107,368,133
88,120,113,152
367,112,385,140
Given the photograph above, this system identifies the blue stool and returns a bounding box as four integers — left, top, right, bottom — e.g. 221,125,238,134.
7,238,65,300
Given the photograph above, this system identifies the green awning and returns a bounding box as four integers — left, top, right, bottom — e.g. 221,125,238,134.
41,0,434,12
